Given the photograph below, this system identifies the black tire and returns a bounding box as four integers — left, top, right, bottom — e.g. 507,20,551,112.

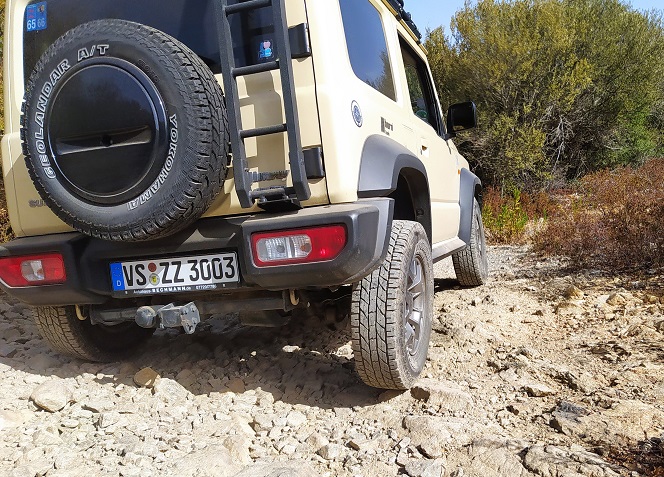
453,198,489,286
33,306,153,362
21,19,229,241
350,220,434,390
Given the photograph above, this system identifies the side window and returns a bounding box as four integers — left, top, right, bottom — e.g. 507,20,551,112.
339,0,396,101
400,39,443,134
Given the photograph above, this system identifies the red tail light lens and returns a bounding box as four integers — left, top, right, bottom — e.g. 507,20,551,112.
0,254,67,287
252,225,347,267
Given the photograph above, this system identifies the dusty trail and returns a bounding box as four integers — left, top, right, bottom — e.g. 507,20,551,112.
0,246,662,476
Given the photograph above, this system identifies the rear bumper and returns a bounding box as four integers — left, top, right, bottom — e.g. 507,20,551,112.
0,199,393,306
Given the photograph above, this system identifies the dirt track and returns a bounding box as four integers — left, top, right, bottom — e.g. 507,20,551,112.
0,246,662,476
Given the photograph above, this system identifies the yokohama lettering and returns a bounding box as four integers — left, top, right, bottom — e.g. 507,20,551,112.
33,59,70,179
127,114,178,210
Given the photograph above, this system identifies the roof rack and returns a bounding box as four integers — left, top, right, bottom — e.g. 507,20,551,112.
382,0,422,42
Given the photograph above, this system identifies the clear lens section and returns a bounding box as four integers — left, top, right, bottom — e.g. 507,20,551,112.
21,260,46,282
257,235,312,263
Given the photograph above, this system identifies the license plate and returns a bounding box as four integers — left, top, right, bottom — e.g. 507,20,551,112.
110,252,239,296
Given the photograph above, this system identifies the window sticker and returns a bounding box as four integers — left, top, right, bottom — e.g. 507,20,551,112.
26,2,48,32
258,40,274,61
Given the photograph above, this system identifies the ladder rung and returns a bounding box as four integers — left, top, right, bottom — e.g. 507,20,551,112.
233,61,279,77
250,170,289,182
225,0,272,15
251,187,288,199
241,124,287,139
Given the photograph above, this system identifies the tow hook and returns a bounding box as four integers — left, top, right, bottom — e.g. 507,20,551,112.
135,302,201,334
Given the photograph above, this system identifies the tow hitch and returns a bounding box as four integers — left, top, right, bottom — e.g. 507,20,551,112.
135,303,201,334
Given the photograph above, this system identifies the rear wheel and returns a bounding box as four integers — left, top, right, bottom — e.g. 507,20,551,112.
33,306,153,361
350,220,433,390
453,198,489,286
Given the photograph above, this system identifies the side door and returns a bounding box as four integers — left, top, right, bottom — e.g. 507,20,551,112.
398,38,460,243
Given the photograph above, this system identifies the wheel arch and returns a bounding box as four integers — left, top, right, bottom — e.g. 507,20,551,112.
357,135,432,243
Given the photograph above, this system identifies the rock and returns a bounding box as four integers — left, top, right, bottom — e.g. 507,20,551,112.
403,416,452,448
534,309,545,316
318,443,344,461
133,367,159,388
410,379,473,411
405,458,446,477
227,377,246,394
306,432,329,451
171,444,242,477
0,344,17,358
523,383,555,397
251,413,275,432
0,409,25,430
33,426,64,446
522,445,620,477
644,294,660,304
54,451,78,470
285,410,307,428
606,293,627,306
30,380,73,412
563,285,584,299
26,353,61,370
550,401,591,436
223,435,252,465
420,438,444,458
234,462,321,477
460,439,532,477
348,438,372,452
554,301,581,315
549,399,664,449
153,378,190,402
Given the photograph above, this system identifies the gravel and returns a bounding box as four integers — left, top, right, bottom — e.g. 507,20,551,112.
0,245,662,476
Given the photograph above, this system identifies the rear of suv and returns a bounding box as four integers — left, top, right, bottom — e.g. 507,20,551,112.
0,0,488,390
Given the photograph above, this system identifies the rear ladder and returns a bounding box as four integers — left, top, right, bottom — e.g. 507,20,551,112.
215,0,311,211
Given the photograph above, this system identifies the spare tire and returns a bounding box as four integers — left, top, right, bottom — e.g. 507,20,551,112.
21,19,229,241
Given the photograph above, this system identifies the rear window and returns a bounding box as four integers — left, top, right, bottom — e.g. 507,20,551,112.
339,0,396,101
227,2,278,68
23,0,276,79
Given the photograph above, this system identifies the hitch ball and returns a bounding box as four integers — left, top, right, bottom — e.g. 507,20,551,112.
135,306,158,329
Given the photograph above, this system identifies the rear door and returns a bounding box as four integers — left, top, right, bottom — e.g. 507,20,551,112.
398,37,460,243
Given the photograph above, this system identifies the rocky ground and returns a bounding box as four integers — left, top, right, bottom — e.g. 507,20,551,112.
0,245,663,477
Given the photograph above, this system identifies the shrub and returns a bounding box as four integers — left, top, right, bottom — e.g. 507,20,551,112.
482,186,556,244
534,159,664,270
426,0,664,191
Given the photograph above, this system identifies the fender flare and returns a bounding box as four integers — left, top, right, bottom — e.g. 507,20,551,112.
458,168,482,246
357,135,428,197
357,135,432,241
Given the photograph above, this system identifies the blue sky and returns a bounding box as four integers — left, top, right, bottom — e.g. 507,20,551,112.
407,0,664,34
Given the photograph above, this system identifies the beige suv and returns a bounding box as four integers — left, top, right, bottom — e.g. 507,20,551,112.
0,0,488,389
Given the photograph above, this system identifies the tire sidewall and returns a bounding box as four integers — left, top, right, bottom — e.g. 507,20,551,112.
22,20,212,236
472,199,489,282
394,223,433,382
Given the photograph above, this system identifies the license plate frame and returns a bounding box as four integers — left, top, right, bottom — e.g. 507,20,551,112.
110,252,240,297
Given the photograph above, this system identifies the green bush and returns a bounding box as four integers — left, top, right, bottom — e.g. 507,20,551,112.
481,186,555,244
427,0,664,190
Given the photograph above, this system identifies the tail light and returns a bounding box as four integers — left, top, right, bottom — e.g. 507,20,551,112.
251,225,347,267
0,254,67,287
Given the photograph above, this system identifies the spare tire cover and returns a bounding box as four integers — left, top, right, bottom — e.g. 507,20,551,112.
21,19,229,241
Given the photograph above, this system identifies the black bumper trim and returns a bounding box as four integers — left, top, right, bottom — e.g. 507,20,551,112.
0,199,393,306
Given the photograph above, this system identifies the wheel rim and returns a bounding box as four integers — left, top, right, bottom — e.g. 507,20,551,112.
404,253,427,357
